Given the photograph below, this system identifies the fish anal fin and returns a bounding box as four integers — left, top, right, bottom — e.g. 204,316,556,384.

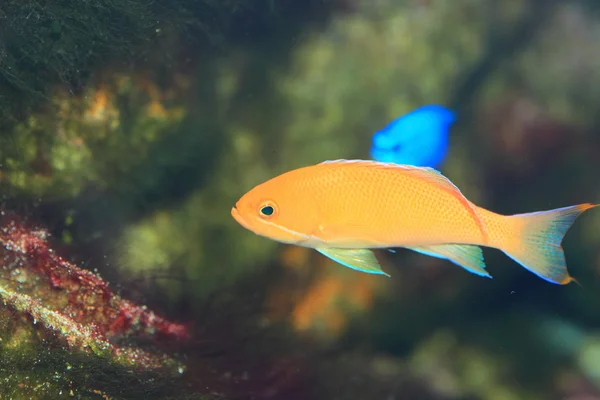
316,248,390,277
407,243,491,278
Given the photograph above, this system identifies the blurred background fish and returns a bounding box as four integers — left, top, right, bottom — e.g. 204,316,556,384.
370,105,456,168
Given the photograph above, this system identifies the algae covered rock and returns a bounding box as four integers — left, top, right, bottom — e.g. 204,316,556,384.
0,211,196,398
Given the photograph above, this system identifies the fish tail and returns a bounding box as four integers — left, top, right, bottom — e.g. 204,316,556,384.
499,203,598,285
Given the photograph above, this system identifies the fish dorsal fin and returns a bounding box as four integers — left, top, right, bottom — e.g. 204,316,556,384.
318,159,488,242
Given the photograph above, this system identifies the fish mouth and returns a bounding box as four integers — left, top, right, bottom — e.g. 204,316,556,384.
231,206,251,230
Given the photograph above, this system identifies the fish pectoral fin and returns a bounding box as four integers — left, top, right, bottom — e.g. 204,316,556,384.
407,244,491,278
316,248,390,277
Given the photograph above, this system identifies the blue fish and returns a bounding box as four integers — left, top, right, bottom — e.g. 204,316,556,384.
370,105,456,168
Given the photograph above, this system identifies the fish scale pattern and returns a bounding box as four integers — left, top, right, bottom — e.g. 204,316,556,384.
302,160,487,247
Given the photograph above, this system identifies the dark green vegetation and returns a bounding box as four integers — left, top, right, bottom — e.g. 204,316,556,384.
0,0,326,127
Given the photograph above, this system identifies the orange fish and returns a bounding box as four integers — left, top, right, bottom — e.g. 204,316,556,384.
231,159,598,284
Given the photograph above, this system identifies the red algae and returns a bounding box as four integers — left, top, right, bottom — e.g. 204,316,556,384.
0,209,188,373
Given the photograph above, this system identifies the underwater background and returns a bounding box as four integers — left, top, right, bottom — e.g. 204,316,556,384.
1,0,600,399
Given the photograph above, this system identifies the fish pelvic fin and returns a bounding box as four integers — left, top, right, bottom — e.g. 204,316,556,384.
316,247,390,277
500,203,598,285
407,243,491,278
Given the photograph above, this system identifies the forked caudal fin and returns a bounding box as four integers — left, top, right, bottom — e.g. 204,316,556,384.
501,203,598,285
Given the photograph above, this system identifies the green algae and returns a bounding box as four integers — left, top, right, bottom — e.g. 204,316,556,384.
0,303,188,399
0,0,254,128
0,73,187,199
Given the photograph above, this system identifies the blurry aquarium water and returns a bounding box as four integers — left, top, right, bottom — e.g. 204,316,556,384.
0,1,599,400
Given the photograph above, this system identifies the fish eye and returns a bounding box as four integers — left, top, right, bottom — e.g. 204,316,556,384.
259,204,275,217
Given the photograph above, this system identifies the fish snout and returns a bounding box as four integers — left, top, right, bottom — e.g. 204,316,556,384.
231,205,240,220
231,205,251,230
